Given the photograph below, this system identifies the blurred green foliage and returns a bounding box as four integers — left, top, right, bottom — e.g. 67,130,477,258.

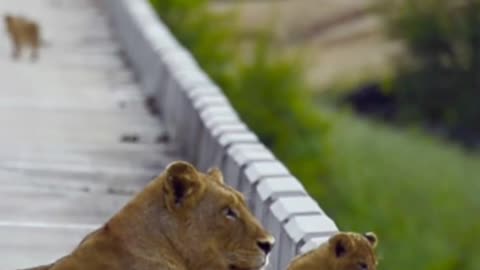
378,0,480,144
149,1,480,270
150,0,330,186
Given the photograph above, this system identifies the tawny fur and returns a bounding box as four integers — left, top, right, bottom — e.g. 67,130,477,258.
287,232,378,270
20,161,274,270
4,14,41,60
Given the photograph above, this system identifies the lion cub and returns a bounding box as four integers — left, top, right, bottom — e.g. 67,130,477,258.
4,14,41,60
21,161,275,270
287,232,378,270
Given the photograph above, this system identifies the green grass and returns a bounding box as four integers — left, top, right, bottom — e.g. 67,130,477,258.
321,110,480,270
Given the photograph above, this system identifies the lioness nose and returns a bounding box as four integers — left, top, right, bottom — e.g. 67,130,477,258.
257,238,274,254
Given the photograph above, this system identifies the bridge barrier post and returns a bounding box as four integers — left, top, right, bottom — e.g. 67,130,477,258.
281,215,338,268
221,143,275,188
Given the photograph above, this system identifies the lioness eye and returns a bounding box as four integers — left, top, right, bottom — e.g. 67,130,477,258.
358,262,368,270
224,207,238,220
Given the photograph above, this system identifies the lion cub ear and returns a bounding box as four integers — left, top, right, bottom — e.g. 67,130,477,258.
329,233,354,258
207,167,224,184
363,232,378,248
164,161,203,209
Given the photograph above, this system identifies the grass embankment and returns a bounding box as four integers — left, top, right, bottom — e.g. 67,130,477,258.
150,1,480,269
324,111,480,269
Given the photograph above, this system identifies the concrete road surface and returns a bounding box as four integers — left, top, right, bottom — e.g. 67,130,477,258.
0,0,178,268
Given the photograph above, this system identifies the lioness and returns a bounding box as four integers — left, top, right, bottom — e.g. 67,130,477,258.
21,161,274,270
287,232,378,270
4,14,41,60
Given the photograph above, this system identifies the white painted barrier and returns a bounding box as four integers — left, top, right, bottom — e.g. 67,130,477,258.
102,0,339,268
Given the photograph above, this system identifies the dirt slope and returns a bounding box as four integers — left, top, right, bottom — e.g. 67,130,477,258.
210,0,402,90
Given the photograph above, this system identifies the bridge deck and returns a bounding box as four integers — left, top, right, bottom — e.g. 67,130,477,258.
0,0,178,268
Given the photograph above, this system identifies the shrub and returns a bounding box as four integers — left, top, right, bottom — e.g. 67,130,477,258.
377,0,480,146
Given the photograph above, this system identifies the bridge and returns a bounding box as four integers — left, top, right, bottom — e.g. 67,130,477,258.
0,0,338,269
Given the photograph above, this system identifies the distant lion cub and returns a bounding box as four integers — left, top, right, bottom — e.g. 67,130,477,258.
288,232,378,270
4,14,41,60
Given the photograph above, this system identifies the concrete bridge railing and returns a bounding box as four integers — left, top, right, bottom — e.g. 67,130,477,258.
102,0,339,269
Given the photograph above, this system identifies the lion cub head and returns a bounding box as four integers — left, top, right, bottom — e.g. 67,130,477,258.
128,161,275,270
287,232,378,270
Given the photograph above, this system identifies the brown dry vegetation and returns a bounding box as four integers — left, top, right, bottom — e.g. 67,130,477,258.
209,0,403,90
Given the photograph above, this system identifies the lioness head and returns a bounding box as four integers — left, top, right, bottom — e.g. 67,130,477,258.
155,161,275,270
18,161,274,270
287,232,378,270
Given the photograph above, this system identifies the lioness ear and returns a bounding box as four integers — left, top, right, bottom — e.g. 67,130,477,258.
164,161,202,209
207,167,224,184
329,233,353,258
363,232,378,248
